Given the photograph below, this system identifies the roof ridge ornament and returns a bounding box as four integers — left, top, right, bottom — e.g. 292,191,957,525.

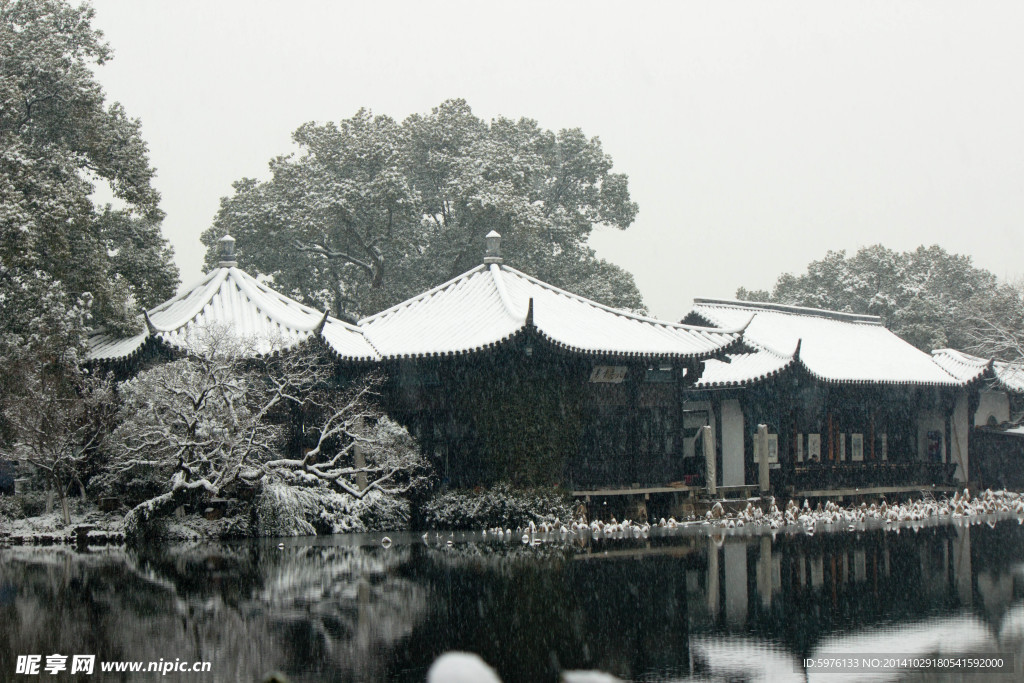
218,234,238,268
484,230,503,264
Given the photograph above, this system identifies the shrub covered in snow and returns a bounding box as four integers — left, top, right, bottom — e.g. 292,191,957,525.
104,329,430,543
0,494,23,521
254,482,410,537
420,483,573,530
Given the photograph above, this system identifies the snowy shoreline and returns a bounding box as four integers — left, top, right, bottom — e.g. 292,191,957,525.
472,488,1024,545
4,488,1023,548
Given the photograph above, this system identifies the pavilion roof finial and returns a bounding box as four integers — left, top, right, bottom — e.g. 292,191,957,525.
218,234,238,268
484,230,503,265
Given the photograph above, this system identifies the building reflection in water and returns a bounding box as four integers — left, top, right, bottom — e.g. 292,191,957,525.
0,520,1023,682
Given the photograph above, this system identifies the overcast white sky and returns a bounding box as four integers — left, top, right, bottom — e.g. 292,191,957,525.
88,0,1024,320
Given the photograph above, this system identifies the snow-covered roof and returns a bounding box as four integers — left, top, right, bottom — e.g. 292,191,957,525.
930,349,991,384
87,267,379,362
87,330,149,364
932,348,1024,393
696,347,795,388
359,264,742,360
89,231,744,366
995,361,1024,393
686,298,963,386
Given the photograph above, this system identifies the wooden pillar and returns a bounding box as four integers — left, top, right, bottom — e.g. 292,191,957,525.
870,410,876,461
627,364,642,484
827,411,834,462
673,364,687,482
944,412,952,466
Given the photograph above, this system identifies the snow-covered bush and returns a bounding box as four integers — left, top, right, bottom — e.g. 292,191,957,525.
105,327,430,542
420,483,573,530
254,482,410,537
0,494,23,521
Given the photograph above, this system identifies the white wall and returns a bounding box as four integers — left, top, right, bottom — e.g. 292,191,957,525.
975,390,1010,426
722,398,746,486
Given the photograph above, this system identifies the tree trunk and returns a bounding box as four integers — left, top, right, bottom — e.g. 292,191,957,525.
54,477,71,526
60,492,71,526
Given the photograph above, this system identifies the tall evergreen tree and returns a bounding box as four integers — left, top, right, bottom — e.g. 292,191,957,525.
0,0,178,334
0,0,178,449
203,100,642,320
737,244,1024,353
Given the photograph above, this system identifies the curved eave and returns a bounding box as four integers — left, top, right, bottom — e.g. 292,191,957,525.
533,328,743,361
797,360,964,388
148,330,318,361
696,357,797,389
317,338,385,364
992,377,1024,395
962,371,994,389
370,325,741,363
85,332,151,366
374,329,527,361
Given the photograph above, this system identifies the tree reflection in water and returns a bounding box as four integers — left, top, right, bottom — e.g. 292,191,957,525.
0,520,1023,682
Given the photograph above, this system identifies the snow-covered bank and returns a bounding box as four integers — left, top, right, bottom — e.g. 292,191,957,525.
1,508,125,545
461,489,1024,546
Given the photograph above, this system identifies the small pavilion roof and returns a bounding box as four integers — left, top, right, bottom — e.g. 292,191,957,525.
88,232,740,366
686,298,963,387
359,264,742,360
87,265,378,362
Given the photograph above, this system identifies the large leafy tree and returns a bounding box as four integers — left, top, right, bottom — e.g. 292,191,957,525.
737,244,1024,353
0,0,178,333
202,99,642,319
0,0,178,458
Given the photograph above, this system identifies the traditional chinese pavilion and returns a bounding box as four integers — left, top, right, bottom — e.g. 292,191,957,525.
88,235,376,370
90,233,1011,500
88,233,744,493
358,232,743,488
682,299,977,496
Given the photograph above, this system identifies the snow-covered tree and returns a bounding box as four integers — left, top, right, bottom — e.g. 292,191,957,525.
0,268,116,523
0,0,178,337
0,0,179,477
2,367,114,525
104,327,430,537
737,244,1023,351
201,99,642,320
963,279,1024,363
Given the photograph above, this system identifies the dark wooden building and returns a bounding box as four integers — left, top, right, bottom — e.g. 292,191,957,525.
357,233,743,490
683,299,976,497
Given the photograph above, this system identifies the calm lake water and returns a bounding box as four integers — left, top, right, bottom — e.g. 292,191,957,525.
2,518,1024,682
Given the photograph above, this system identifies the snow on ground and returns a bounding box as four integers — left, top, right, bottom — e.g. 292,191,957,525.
3,508,124,537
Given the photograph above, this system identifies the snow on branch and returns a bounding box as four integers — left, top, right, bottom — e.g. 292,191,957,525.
106,324,429,532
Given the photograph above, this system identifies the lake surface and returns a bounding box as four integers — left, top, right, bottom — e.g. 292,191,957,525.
2,518,1024,682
